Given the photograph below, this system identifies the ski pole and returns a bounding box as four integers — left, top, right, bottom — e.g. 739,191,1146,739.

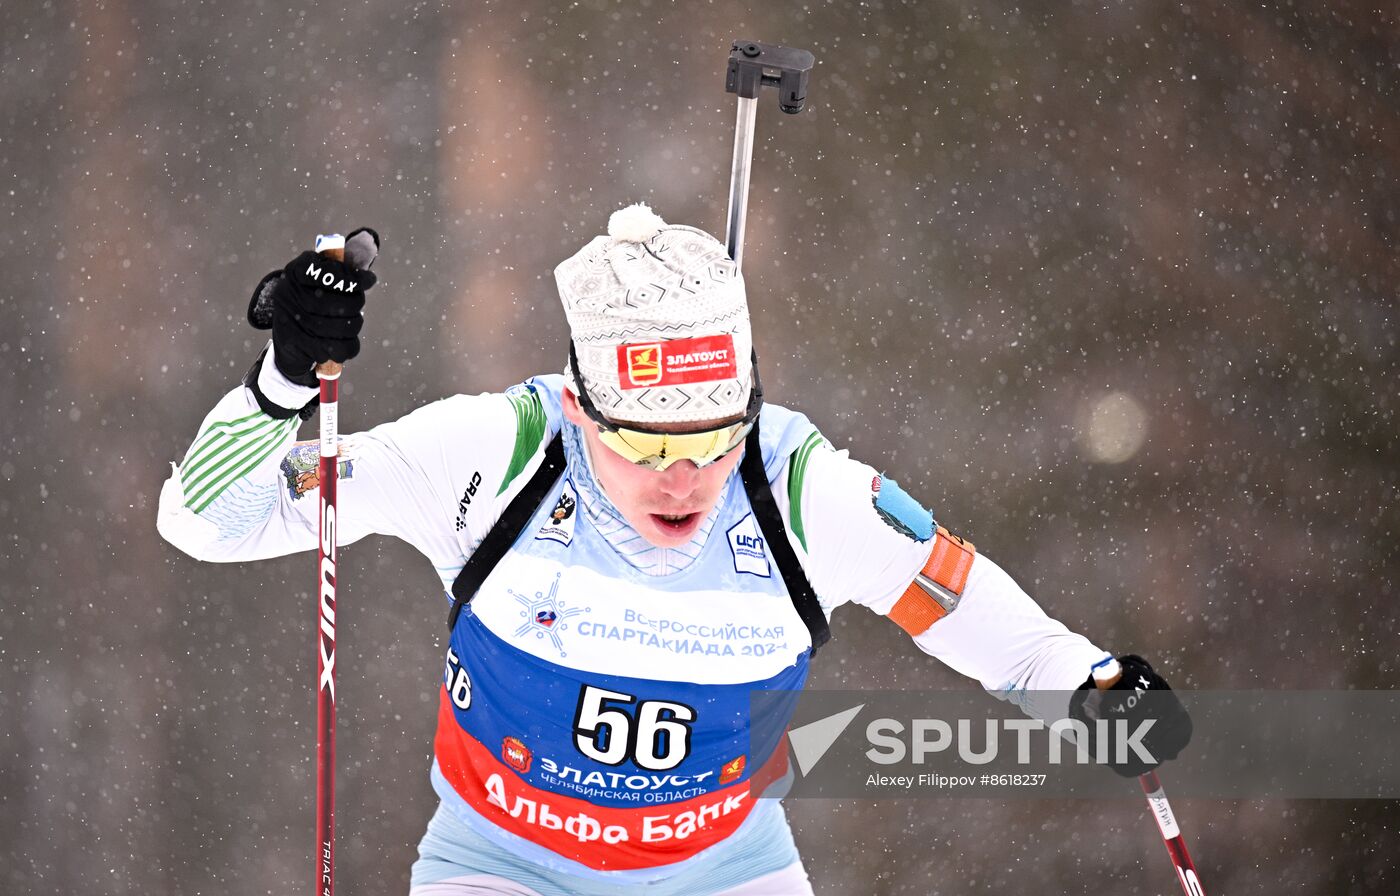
1095,659,1205,896
1138,769,1205,896
723,40,815,270
313,232,346,896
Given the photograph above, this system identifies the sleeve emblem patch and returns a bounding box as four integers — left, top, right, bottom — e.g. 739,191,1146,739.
871,474,934,542
281,440,354,501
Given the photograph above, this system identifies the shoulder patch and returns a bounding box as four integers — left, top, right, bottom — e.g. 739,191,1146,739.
280,440,354,502
500,385,548,496
785,431,826,552
871,475,934,542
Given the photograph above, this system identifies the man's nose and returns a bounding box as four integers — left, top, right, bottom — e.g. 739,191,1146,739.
655,460,701,498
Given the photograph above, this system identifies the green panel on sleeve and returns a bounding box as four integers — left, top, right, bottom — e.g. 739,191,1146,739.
785,431,826,552
181,414,298,512
499,388,548,495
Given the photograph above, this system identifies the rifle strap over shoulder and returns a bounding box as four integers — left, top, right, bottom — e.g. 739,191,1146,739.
738,421,831,653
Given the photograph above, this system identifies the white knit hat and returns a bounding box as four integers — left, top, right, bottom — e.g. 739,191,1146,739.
556,203,752,425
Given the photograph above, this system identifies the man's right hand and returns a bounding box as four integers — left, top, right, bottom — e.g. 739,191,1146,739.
247,227,379,388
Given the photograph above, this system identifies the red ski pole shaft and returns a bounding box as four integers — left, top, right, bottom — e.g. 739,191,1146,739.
314,235,346,896
1139,770,1205,895
1095,660,1205,896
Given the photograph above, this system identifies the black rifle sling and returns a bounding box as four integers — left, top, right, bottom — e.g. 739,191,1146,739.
448,421,832,655
737,421,832,653
447,434,567,631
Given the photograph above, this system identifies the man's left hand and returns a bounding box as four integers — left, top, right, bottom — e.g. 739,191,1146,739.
1069,654,1193,778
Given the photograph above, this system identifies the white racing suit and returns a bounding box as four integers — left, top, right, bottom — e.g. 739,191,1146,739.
158,363,1108,895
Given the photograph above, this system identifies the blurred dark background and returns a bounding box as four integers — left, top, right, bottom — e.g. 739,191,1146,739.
2,0,1396,892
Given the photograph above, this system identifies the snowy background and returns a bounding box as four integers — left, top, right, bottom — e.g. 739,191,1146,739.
3,0,1397,892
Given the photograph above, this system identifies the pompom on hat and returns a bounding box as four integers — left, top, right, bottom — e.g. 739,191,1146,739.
556,203,753,425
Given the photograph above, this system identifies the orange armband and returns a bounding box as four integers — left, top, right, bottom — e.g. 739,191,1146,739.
887,526,976,636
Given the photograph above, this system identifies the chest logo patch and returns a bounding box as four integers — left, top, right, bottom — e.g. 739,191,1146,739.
509,573,588,657
535,479,578,547
727,513,771,578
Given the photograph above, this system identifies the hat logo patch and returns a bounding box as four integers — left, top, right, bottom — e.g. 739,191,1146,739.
616,334,738,390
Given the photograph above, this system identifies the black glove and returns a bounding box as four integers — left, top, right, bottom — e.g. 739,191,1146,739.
1069,654,1192,778
245,228,379,419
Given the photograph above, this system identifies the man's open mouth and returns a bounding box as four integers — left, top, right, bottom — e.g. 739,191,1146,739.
651,512,700,532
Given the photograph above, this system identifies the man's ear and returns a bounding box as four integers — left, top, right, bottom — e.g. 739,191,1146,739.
561,387,587,425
